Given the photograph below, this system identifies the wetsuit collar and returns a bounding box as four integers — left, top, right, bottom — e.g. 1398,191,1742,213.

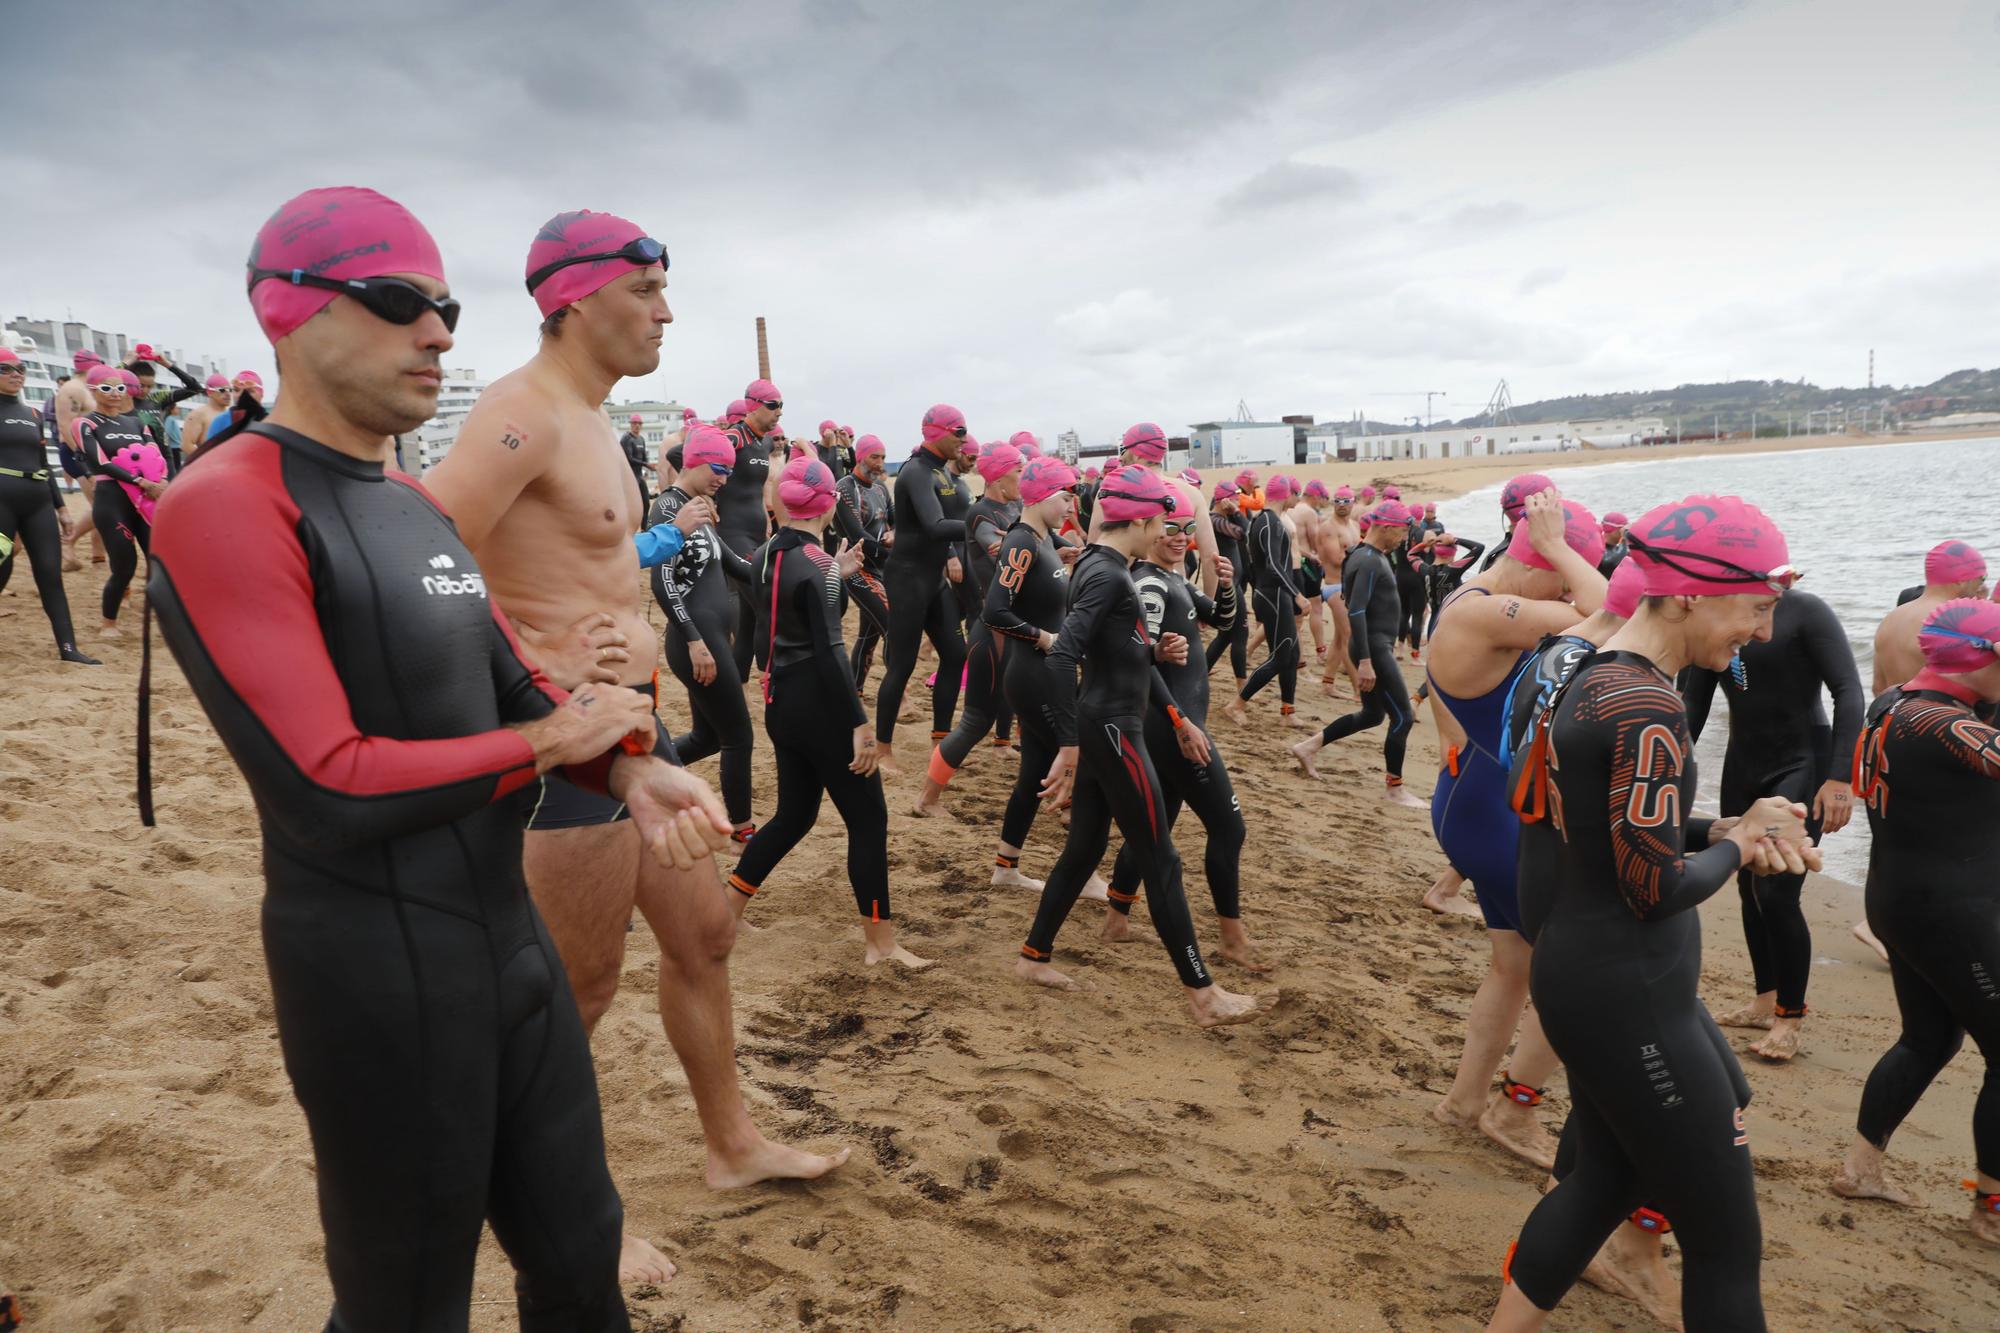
919,442,949,463
1904,669,1983,707
247,422,387,482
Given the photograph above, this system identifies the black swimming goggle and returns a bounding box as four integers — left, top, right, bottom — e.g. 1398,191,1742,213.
1097,483,1172,515
249,268,462,333
524,236,668,295
1625,535,1800,594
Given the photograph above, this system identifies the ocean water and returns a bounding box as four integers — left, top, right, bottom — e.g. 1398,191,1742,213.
1434,434,2000,887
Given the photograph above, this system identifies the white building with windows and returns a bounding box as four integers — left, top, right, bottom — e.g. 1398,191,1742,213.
1344,422,1579,461
1188,421,1297,469
409,369,494,472
5,315,229,385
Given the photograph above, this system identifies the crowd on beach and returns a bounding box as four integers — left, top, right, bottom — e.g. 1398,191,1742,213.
6,183,2000,1332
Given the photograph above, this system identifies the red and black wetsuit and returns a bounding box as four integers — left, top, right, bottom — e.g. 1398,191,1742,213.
148,423,633,1332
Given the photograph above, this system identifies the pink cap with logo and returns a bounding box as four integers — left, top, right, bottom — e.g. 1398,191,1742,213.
1370,499,1412,527
722,400,749,425
1926,540,1986,585
1629,495,1795,597
1919,598,2000,672
1214,481,1240,500
1265,475,1293,503
818,419,837,436
1164,481,1198,522
1507,498,1606,571
680,424,735,470
0,348,20,367
856,434,885,460
117,368,143,394
921,403,966,444
1304,479,1329,500
1021,456,1079,504
778,455,837,519
133,343,157,361
249,186,445,341
1121,422,1168,463
1333,485,1354,502
744,379,780,404
1097,466,1174,522
525,210,656,318
203,373,230,390
1500,473,1554,521
976,442,1023,483
73,349,103,371
234,370,263,387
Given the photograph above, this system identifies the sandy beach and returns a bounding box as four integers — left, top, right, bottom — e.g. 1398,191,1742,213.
6,435,2000,1331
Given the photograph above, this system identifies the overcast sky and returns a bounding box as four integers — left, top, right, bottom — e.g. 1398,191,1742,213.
9,0,1996,442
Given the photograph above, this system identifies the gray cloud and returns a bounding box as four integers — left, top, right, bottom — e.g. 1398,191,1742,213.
1217,162,1363,215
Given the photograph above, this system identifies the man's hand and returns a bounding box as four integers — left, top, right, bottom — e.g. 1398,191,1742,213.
946,555,964,584
1175,719,1212,765
56,509,74,542
1214,555,1234,587
517,611,630,689
1356,658,1377,692
515,684,653,772
689,641,717,686
1038,629,1058,653
1040,746,1078,806
671,497,716,534
838,544,865,578
139,480,166,500
1813,779,1855,834
1155,631,1189,666
1295,595,1309,616
611,757,734,870
851,724,881,776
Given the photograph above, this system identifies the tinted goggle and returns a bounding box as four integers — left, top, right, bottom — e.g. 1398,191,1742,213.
1099,487,1171,514
1627,537,1801,594
705,462,733,478
1163,520,1198,536
0,361,24,374
940,424,968,439
249,268,462,333
523,236,667,294
754,398,783,410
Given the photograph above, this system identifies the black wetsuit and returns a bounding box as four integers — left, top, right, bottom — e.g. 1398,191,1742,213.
1238,507,1301,706
670,421,773,681
837,468,893,691
935,494,1016,769
985,521,1072,854
618,429,650,507
1422,538,1486,637
728,528,888,919
1204,507,1250,678
649,484,757,827
1107,563,1243,919
76,410,160,623
148,423,633,1332
0,393,84,656
1479,522,1516,573
1682,591,1863,1016
133,363,202,476
1020,545,1212,988
1852,684,2000,1177
1506,652,1762,1329
1598,540,1629,579
1074,479,1098,531
1322,542,1415,780
1896,584,1923,607
874,444,966,746
1394,531,1428,652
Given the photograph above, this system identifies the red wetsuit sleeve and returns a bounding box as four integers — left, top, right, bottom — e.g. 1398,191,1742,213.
148,442,545,850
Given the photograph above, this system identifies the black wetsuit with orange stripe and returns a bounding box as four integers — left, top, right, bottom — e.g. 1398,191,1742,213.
147,423,635,1331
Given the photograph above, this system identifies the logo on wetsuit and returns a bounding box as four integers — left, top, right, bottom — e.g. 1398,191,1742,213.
1639,1041,1683,1110
421,552,486,598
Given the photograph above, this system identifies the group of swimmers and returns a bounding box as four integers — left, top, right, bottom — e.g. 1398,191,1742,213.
6,180,1995,1330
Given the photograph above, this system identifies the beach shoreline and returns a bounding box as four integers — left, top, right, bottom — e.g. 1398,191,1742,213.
5,516,2000,1329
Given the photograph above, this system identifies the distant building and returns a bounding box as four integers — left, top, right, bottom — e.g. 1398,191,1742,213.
409,369,494,472
614,400,692,468
1188,421,1296,469
1055,429,1082,465
1346,422,1579,461
5,315,227,384
1569,417,1667,448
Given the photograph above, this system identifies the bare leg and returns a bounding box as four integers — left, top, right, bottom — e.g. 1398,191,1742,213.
1853,919,1889,964
1714,990,1776,1030
1484,1282,1550,1332
1289,734,1324,779
1830,1134,1920,1206
1437,931,1558,1169
1476,1003,1560,1170
1215,916,1272,973
911,773,947,818
1580,1221,1681,1329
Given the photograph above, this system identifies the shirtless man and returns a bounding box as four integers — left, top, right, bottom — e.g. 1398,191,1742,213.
1312,483,1362,695
55,349,102,568
1286,482,1329,660
179,374,232,462
425,209,848,1285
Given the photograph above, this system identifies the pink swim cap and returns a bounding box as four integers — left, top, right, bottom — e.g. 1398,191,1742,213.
1925,540,1986,586
778,455,838,519
1601,511,1629,529
1629,495,1796,597
856,434,885,460
248,186,445,342
1370,500,1412,527
921,403,966,444
681,424,735,470
1425,502,1438,514
133,343,156,361
235,370,263,387
1360,485,1377,501
0,349,19,367
1021,456,1079,504
976,441,1023,483
1500,473,1554,521
1357,513,1374,532
203,373,229,390
1917,598,2000,673
681,406,699,423
1008,430,1038,451
73,349,102,371
1383,485,1402,500
1333,485,1354,502
1304,479,1329,500
1084,466,1101,479
1213,481,1240,500
1097,466,1175,522
744,379,780,405
525,210,658,318
1507,498,1606,571
1179,468,1202,488
1121,422,1168,463
1604,558,1645,619
87,365,119,387
117,369,142,394
1265,475,1293,503
841,424,853,436
1236,469,1259,488
722,400,749,425
629,413,644,425
818,419,837,436
1164,481,1198,522
960,438,981,464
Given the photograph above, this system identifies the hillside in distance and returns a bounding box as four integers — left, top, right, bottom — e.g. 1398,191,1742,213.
1443,367,2000,436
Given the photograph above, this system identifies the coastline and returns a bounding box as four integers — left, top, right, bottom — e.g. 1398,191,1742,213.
4,529,1999,1328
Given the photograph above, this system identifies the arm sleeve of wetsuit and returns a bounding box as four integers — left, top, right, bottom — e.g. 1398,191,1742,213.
1680,666,1720,742
830,481,868,548
1345,554,1376,661
632,522,685,569
1046,565,1120,746
1600,679,1743,921
649,494,703,640
1935,713,2000,780
802,555,869,728
905,462,967,542
1452,537,1485,569
716,533,758,587
984,529,1043,643
146,461,545,851
1803,595,1867,769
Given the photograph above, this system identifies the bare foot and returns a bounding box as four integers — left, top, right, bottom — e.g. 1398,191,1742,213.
875,744,902,777
909,796,945,818
1478,1098,1559,1170
1830,1164,1920,1206
1750,1018,1803,1062
1222,698,1249,727
992,865,1045,892
1187,984,1265,1028
1320,676,1351,701
1289,739,1323,779
865,943,935,970
1015,956,1080,990
1215,921,1273,973
1099,910,1134,943
619,1233,677,1284
1971,1205,2000,1247
1853,920,1889,964
1432,1098,1481,1132
1383,784,1428,810
62,555,84,572
1282,709,1307,730
705,1136,852,1191
1080,873,1111,903
1714,1000,1775,1030
1422,869,1482,918
1580,1223,1683,1330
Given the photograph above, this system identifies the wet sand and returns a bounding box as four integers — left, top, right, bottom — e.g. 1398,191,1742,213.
5,470,1999,1329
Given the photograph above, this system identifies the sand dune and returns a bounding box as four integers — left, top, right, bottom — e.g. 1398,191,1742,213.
5,482,1999,1329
